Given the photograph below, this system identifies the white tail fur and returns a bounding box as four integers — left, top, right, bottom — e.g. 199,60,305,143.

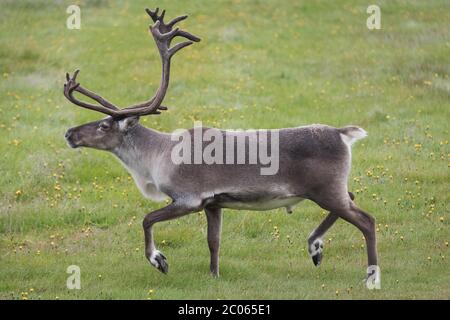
339,126,367,147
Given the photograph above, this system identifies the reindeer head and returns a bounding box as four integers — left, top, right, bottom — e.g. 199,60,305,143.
63,8,200,151
65,116,141,150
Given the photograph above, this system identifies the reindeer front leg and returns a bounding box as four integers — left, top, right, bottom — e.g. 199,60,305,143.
143,201,200,273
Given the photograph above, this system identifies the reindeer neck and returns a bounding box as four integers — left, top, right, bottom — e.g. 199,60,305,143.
112,125,168,180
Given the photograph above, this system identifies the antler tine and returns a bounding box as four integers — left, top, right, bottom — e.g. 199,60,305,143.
159,9,166,21
168,41,194,57
167,15,188,28
145,7,159,21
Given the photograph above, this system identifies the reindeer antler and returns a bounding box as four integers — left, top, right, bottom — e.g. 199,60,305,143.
63,8,200,119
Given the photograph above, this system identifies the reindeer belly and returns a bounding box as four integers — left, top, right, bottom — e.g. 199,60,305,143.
215,193,304,211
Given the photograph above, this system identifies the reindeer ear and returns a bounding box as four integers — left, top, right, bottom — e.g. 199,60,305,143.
119,116,140,131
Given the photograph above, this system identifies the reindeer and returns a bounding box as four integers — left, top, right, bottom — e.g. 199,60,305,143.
63,8,379,287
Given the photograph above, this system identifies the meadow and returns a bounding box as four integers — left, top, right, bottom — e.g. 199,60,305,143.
0,0,449,299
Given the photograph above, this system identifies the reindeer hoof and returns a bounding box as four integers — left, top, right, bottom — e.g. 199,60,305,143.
150,250,169,274
311,252,322,266
210,271,219,278
365,265,381,290
308,239,324,267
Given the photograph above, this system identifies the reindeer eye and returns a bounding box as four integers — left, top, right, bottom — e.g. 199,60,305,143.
99,123,110,131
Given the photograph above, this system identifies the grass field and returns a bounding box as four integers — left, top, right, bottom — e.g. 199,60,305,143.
0,0,449,299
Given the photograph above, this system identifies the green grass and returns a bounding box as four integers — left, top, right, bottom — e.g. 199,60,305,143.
0,0,449,300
